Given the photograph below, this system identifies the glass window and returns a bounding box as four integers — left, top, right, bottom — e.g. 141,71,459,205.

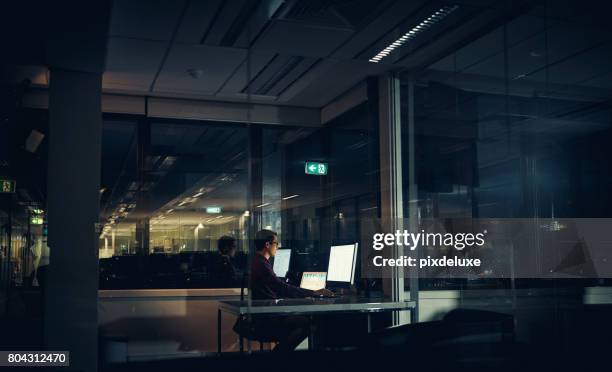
0,108,48,319
401,1,612,291
99,119,249,289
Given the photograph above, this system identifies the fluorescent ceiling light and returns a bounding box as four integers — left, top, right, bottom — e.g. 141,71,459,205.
368,5,459,63
255,202,271,208
282,194,300,200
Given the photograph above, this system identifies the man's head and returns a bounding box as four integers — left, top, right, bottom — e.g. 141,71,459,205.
254,229,278,257
218,235,237,257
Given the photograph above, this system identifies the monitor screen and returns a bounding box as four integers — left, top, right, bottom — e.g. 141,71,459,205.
273,249,291,278
326,244,358,284
300,272,327,290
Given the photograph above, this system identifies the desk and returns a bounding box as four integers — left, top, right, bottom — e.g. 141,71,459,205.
217,297,416,353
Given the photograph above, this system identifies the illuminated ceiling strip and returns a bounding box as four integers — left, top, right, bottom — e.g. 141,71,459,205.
368,5,459,63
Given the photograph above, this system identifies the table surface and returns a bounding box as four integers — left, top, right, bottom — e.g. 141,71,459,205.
219,296,416,315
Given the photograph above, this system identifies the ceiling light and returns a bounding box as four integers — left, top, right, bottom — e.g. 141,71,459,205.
282,194,300,200
255,202,271,208
368,5,459,63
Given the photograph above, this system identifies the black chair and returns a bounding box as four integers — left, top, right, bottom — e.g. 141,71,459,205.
233,316,278,352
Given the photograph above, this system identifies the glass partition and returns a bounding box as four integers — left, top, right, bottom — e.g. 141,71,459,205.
400,0,612,292
99,119,249,289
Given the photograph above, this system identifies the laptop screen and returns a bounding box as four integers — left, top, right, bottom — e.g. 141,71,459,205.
300,272,327,291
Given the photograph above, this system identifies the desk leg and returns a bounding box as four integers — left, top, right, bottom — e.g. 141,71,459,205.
367,314,372,333
410,308,417,324
308,315,313,351
217,309,222,355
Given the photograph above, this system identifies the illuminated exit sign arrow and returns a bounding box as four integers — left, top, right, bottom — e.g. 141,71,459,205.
305,162,328,175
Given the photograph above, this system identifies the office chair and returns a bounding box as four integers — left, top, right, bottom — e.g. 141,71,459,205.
233,316,278,352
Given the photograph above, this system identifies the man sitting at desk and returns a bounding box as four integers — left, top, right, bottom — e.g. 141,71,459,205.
234,229,332,351
251,229,332,300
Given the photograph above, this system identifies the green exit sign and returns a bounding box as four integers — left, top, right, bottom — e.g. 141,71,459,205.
206,206,222,214
0,179,16,193
305,162,328,175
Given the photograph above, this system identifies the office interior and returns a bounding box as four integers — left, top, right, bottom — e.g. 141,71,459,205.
2,0,612,371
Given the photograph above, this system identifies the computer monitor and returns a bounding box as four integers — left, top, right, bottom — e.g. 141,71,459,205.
273,249,291,278
300,272,327,291
326,243,358,285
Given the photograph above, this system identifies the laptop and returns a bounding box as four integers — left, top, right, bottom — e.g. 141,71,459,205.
299,271,327,291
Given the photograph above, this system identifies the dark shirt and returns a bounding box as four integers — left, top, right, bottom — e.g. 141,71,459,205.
210,254,238,288
250,253,314,300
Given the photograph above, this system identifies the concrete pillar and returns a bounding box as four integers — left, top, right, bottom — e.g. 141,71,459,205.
45,68,103,372
135,219,150,255
112,229,116,255
43,3,109,370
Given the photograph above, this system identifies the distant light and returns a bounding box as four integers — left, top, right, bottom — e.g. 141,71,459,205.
360,206,378,212
368,5,459,63
166,209,174,214
193,192,204,198
282,194,299,200
255,202,271,208
243,210,250,217
196,223,204,229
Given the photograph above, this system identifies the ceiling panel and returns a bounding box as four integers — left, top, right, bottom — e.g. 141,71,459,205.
547,46,612,89
153,45,247,95
284,59,386,107
174,0,224,44
252,20,354,58
103,37,167,91
201,0,250,46
109,0,186,41
217,51,277,95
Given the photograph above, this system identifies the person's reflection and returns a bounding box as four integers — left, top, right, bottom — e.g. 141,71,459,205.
211,236,238,288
